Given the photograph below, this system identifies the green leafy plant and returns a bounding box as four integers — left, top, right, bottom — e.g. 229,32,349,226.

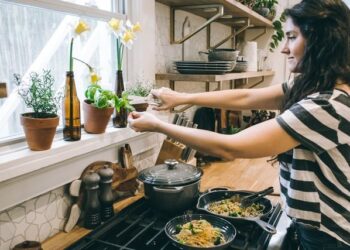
125,81,154,97
253,0,285,52
85,84,134,111
85,84,115,109
14,70,62,118
237,0,257,9
270,14,285,52
253,0,277,10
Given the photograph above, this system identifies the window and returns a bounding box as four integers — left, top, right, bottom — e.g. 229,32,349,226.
0,0,125,142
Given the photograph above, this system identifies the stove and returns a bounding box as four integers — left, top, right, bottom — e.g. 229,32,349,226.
66,198,283,250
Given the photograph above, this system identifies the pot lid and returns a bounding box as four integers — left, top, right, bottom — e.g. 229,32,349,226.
138,159,203,186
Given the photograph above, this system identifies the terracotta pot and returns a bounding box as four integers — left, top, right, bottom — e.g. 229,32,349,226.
83,100,114,134
132,102,149,112
20,113,59,151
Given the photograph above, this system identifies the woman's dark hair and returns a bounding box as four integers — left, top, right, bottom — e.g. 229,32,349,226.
282,0,350,111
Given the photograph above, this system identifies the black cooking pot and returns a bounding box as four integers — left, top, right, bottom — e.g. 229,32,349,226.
196,189,276,234
199,49,240,61
138,159,203,214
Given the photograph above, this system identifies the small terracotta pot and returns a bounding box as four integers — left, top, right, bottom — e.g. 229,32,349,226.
83,100,114,134
21,113,59,151
132,102,149,112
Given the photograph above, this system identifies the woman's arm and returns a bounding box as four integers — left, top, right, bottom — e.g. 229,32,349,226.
128,112,299,160
151,84,285,111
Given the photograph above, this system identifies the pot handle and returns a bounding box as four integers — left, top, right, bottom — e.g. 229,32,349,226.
250,219,277,234
153,186,184,193
198,51,209,55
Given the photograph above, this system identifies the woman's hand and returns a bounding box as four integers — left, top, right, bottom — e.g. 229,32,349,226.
128,111,162,132
148,87,185,111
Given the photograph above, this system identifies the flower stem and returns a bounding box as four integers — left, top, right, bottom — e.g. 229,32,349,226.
73,57,93,72
69,38,74,72
116,39,123,71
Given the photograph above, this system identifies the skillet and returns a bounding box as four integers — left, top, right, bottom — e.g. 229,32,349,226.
196,189,277,234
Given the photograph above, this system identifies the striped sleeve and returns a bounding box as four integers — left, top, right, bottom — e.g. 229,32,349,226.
276,97,341,154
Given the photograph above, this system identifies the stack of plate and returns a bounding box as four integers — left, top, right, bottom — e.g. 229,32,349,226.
174,61,236,75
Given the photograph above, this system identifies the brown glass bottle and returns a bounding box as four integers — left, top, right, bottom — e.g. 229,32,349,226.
112,70,127,128
63,71,81,141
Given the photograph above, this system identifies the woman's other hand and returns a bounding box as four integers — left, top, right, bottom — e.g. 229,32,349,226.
148,87,185,111
128,111,162,132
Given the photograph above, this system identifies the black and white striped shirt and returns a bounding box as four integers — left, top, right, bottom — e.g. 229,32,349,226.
276,83,350,245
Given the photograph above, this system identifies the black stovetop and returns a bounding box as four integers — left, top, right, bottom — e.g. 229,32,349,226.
66,198,282,250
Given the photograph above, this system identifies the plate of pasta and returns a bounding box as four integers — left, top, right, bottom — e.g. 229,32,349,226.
165,214,236,250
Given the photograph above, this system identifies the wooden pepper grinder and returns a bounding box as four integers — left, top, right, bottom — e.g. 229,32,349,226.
82,171,101,229
98,165,115,221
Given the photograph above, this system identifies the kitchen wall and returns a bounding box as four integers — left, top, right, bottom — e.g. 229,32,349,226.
154,1,290,120
0,137,163,250
155,2,233,119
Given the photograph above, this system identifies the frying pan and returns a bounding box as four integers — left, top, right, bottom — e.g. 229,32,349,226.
165,213,236,250
196,190,277,234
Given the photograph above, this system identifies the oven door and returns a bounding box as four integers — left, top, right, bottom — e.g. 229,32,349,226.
267,212,292,249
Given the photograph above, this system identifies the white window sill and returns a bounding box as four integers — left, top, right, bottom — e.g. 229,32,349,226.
0,126,148,182
0,125,161,211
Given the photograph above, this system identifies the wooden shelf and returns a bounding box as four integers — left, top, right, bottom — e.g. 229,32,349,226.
156,70,275,82
156,0,273,28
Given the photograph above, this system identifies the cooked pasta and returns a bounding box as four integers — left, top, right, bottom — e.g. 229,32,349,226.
174,219,225,247
208,197,264,217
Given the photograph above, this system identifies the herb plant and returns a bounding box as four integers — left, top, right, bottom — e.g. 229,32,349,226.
125,82,154,97
14,70,61,118
85,84,134,112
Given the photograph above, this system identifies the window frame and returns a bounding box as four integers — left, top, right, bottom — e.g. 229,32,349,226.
0,0,127,146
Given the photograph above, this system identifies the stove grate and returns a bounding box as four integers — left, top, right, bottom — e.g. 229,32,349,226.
66,198,282,250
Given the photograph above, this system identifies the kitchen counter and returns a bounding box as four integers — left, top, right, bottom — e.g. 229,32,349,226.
42,157,280,249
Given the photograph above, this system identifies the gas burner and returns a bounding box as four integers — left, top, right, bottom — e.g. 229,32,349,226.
66,198,282,250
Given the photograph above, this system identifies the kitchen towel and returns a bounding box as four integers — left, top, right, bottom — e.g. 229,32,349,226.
242,41,258,72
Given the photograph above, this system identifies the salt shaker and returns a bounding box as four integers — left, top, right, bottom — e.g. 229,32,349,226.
83,171,101,229
98,165,115,221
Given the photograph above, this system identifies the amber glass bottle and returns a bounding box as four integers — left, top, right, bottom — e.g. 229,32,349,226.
63,71,81,141
112,70,127,128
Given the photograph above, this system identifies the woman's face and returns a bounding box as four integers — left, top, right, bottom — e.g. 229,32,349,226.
281,17,306,73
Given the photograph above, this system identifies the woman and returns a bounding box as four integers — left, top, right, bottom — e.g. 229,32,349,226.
128,0,350,248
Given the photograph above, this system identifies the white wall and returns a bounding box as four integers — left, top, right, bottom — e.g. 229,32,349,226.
152,1,290,121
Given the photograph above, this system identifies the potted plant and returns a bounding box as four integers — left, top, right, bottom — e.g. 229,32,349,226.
14,70,61,151
125,81,154,112
253,0,277,19
76,58,133,133
252,0,285,52
83,84,115,134
108,18,141,127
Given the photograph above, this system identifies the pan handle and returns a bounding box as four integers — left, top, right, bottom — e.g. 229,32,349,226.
251,219,277,234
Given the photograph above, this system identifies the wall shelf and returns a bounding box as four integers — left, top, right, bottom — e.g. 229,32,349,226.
156,0,273,28
156,70,274,82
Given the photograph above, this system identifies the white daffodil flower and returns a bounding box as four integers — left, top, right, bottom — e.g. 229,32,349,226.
107,18,141,70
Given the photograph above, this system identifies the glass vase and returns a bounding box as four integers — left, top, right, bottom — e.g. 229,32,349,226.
112,70,127,128
62,71,81,141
